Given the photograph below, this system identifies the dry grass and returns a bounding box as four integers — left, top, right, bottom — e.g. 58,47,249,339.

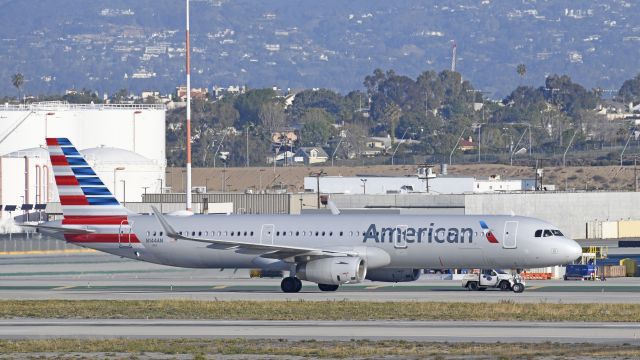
2,300,640,322
168,163,638,193
0,338,639,358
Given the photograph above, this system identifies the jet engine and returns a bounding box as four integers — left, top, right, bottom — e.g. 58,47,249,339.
365,268,422,282
296,257,366,285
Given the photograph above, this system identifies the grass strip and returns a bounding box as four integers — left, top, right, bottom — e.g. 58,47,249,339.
1,338,639,358
1,299,640,321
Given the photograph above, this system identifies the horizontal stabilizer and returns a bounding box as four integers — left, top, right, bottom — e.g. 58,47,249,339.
18,224,95,234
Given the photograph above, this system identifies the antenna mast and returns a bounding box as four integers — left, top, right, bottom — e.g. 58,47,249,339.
185,0,192,211
451,40,457,72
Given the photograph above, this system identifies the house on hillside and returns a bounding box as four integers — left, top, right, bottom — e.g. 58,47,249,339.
459,136,477,152
293,147,328,165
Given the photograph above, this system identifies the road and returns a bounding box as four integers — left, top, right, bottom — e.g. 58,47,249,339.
2,253,640,303
1,319,639,343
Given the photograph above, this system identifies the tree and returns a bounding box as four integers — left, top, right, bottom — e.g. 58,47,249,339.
234,88,277,127
300,108,332,146
12,73,24,101
258,102,286,132
516,64,526,83
617,73,640,105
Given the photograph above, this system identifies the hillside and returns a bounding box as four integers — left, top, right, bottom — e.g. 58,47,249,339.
1,1,638,98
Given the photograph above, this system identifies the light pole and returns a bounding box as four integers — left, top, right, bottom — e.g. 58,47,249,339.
113,167,125,200
132,110,142,152
120,180,126,206
360,178,367,194
142,186,149,202
157,178,164,213
44,112,55,139
449,129,466,165
391,127,410,165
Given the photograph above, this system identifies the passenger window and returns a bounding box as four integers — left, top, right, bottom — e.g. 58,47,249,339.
543,230,553,237
315,231,319,236
329,232,333,236
244,231,247,236
350,231,353,236
296,231,299,236
322,231,325,236
146,231,150,236
340,231,343,236
552,230,563,236
250,231,254,236
535,230,542,238
153,231,157,236
160,232,163,236
198,231,202,236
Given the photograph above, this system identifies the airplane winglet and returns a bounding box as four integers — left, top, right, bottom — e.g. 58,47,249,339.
150,206,181,239
327,200,341,215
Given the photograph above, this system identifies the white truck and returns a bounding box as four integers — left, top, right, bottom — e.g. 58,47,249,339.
461,269,525,293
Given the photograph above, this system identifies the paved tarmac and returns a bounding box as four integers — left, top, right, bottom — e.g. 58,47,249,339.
2,253,640,303
1,319,639,343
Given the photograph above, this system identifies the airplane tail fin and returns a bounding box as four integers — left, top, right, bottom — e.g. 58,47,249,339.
46,137,129,225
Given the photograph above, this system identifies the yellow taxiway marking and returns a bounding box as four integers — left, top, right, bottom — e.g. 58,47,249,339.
365,285,385,289
51,285,75,291
212,285,228,289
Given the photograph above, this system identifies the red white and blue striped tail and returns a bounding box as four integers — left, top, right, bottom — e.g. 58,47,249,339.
46,137,129,226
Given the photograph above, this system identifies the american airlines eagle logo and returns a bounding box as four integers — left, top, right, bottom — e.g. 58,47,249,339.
479,221,499,244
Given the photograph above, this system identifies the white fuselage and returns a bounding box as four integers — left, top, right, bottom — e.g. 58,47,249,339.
47,213,582,271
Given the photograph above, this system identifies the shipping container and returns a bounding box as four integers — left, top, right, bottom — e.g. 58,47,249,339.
600,265,626,278
620,258,637,276
601,221,619,239
618,220,640,238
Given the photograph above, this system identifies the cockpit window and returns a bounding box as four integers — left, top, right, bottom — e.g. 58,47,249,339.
535,230,542,238
543,230,553,237
551,230,563,236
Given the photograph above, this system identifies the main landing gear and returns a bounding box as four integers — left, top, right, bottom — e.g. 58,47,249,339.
317,284,339,291
281,276,302,293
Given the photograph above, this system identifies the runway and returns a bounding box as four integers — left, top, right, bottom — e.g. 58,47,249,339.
2,319,640,343
2,253,640,303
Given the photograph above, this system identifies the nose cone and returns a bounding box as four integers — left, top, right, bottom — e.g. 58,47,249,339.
565,239,583,262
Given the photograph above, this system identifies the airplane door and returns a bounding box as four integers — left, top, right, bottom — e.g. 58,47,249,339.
503,221,518,249
118,220,133,248
394,225,408,249
260,224,275,245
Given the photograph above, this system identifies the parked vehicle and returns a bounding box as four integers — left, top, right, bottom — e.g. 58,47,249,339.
462,269,525,293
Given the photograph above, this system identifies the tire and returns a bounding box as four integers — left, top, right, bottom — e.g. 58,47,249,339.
294,278,303,292
512,283,525,293
467,281,479,291
499,281,512,291
318,283,339,291
280,277,301,293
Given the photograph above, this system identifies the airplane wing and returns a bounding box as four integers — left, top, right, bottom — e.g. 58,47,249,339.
150,206,355,261
18,224,96,234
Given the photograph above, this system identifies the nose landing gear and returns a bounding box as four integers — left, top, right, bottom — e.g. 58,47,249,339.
280,276,302,293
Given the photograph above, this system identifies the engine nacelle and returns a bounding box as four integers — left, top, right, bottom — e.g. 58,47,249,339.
365,268,422,282
297,257,367,285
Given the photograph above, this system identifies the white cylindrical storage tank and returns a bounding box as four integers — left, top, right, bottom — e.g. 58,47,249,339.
78,146,165,204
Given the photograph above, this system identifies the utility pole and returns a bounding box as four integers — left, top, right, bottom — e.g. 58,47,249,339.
312,169,326,208
635,157,638,192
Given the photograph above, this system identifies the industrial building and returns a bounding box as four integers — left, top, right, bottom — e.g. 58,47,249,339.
0,102,166,222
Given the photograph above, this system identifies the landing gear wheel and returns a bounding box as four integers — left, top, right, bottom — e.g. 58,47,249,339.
512,282,525,293
467,281,479,291
499,281,512,291
281,277,301,293
318,283,339,292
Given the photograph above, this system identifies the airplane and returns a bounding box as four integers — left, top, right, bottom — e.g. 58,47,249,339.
29,137,582,293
